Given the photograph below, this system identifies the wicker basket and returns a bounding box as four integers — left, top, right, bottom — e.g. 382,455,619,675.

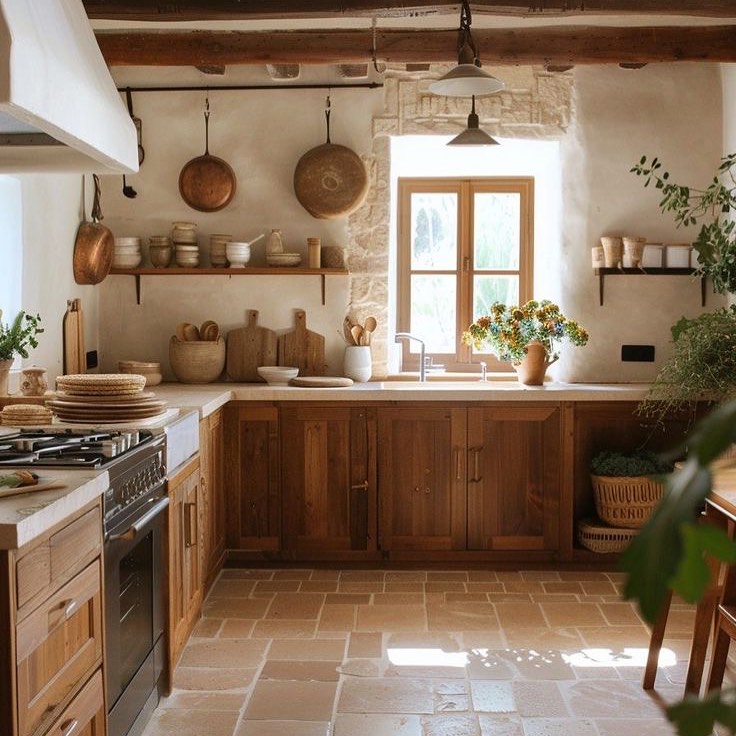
578,518,637,554
169,336,226,383
591,474,665,529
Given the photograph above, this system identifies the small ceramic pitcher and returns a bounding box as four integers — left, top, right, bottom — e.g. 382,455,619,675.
20,366,48,396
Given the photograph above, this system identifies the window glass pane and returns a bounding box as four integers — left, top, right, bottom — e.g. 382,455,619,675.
410,274,456,353
410,193,457,270
473,275,519,320
473,192,520,270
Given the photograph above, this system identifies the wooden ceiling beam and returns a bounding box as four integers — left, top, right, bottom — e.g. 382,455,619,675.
82,1,736,21
95,25,736,66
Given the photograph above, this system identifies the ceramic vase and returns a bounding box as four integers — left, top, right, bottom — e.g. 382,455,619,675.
266,229,284,255
344,346,372,383
20,366,48,396
0,358,12,396
513,342,555,386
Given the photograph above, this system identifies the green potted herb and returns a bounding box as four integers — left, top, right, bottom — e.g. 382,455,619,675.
0,310,43,396
590,449,674,529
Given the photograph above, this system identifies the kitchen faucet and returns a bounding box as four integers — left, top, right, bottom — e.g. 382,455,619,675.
395,332,426,382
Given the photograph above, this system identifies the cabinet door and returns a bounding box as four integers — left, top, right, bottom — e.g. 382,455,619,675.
167,459,202,672
378,406,466,551
199,409,225,592
281,406,376,557
225,405,281,551
467,406,560,551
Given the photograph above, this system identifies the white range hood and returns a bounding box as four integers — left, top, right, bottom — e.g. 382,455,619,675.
0,0,138,173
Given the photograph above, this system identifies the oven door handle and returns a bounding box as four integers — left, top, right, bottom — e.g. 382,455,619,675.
107,497,170,542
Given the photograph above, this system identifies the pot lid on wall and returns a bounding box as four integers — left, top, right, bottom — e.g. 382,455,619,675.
0,0,138,174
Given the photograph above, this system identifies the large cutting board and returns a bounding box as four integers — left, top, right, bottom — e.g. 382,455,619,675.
278,309,326,377
226,309,278,382
62,298,85,375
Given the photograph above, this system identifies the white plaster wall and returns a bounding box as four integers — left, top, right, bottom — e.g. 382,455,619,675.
96,73,383,377
14,63,724,385
16,173,100,385
722,64,736,153
558,64,725,383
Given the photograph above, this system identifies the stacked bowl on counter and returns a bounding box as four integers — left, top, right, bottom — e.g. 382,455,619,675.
172,221,200,268
113,237,142,269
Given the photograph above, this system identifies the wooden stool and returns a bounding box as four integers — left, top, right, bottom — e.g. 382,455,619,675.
706,562,736,691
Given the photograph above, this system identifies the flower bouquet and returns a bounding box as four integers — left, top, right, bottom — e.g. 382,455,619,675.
462,299,589,364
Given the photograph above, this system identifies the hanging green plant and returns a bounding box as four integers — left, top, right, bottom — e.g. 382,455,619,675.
631,153,736,294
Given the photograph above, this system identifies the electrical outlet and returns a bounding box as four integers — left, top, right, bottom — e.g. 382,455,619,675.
86,350,99,370
621,344,655,362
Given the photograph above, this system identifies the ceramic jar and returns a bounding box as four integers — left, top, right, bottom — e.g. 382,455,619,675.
600,236,623,268
266,229,284,255
20,366,48,396
343,345,372,383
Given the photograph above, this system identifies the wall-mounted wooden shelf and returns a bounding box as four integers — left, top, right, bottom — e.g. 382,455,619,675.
109,266,349,305
593,267,706,306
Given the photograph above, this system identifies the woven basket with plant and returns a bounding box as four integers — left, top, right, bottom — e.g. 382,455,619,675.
590,450,673,529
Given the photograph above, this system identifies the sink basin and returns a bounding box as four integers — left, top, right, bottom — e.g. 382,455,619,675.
368,381,522,390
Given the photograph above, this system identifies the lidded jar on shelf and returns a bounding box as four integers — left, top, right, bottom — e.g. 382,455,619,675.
266,229,284,255
171,221,198,244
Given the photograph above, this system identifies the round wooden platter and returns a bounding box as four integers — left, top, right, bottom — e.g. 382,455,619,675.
53,391,156,404
289,376,354,388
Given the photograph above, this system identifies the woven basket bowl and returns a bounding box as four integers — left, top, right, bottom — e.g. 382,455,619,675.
578,518,637,554
169,336,225,383
591,474,665,529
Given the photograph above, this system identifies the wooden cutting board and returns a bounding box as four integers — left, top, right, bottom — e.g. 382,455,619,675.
226,309,278,382
62,298,85,375
278,309,326,377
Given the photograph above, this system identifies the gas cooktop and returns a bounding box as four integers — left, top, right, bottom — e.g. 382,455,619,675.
0,428,154,468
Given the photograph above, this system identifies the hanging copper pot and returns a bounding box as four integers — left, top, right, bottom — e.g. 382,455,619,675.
179,99,236,212
73,174,114,285
293,97,368,220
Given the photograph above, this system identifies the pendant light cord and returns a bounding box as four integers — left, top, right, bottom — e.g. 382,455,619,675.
459,0,480,67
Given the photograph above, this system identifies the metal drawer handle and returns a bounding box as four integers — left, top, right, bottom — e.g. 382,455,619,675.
184,501,197,548
470,447,483,483
60,719,79,736
63,598,79,620
350,481,368,492
107,497,170,542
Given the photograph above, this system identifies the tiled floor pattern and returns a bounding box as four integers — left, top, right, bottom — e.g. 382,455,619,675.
141,569,700,736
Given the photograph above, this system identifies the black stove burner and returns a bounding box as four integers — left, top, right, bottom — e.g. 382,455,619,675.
0,428,153,468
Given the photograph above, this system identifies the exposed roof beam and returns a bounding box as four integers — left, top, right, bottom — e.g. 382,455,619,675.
82,1,736,21
95,25,736,66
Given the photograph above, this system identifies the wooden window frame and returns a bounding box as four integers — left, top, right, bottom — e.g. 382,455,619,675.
397,176,534,372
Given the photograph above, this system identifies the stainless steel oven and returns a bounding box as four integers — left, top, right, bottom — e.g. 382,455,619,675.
103,434,168,736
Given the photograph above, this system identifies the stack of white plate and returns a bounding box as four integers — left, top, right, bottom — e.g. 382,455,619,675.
225,242,252,268
210,234,232,267
113,237,142,269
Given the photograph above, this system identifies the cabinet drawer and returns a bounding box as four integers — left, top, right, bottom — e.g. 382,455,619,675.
43,668,105,736
16,506,102,612
16,560,103,736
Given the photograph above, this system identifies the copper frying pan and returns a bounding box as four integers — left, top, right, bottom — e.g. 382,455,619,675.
73,174,114,285
179,100,236,212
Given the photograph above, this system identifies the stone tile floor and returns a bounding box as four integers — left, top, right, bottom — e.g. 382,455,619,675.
140,569,704,736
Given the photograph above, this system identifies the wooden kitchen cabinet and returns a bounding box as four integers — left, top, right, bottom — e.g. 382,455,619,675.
167,456,202,672
466,406,561,552
0,501,106,736
281,405,378,559
378,406,467,552
225,404,282,553
199,409,225,594
378,404,562,559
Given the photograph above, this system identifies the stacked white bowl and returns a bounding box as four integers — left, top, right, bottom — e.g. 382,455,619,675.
210,234,232,267
113,236,142,268
225,241,252,268
171,221,200,268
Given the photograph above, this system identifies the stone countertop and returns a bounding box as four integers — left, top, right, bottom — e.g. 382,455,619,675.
149,381,651,419
0,469,109,550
